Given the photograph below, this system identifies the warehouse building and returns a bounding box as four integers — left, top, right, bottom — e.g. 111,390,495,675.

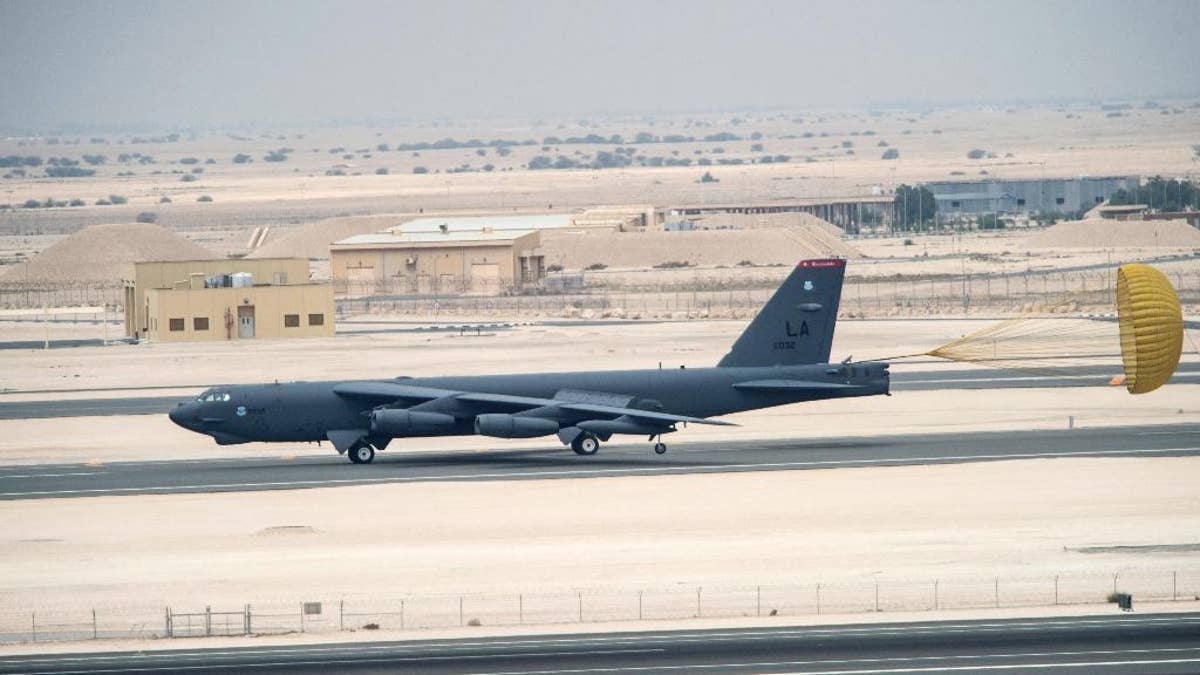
925,176,1139,216
331,228,544,296
122,258,334,341
329,214,599,296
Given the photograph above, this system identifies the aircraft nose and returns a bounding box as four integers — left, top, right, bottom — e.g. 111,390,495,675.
169,403,193,429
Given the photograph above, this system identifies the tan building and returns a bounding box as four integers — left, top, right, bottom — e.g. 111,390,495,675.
123,259,334,341
331,230,545,296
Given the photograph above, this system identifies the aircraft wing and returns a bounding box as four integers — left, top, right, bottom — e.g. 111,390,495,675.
455,392,737,426
333,381,735,426
732,379,865,391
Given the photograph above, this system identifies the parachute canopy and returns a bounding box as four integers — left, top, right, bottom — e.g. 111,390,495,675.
1115,263,1183,394
908,263,1184,394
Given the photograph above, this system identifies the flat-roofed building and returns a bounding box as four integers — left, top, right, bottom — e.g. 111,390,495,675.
122,258,333,341
331,227,546,296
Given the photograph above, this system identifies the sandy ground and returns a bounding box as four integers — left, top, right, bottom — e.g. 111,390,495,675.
2,457,1198,617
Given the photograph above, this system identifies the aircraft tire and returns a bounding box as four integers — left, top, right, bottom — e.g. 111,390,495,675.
653,442,667,455
571,433,600,456
349,443,375,464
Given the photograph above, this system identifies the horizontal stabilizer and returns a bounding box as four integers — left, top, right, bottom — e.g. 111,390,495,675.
733,379,863,391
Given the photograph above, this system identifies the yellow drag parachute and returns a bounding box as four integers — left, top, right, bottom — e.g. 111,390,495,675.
1115,263,1183,394
901,263,1184,394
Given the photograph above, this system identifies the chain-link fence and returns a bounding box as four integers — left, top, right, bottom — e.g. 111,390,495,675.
2,567,1196,645
335,269,1200,320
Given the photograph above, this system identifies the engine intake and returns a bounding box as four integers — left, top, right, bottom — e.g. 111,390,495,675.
474,414,559,439
371,409,456,436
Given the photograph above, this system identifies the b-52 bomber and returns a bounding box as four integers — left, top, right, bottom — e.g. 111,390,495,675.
170,259,890,463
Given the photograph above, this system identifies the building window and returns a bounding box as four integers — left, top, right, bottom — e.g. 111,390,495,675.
1016,198,1026,206
169,318,185,332
951,200,961,208
194,317,210,331
1055,197,1065,205
284,314,300,328
308,313,325,326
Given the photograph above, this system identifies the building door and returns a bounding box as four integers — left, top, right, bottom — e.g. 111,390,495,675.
470,263,501,294
346,267,375,297
237,305,255,338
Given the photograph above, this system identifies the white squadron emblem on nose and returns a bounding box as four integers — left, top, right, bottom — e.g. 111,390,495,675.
803,280,814,291
236,406,247,417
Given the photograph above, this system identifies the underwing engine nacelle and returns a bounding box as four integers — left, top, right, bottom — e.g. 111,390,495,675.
474,414,559,439
371,409,456,436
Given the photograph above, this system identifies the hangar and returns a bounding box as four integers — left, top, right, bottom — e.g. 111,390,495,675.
123,258,334,342
328,215,576,295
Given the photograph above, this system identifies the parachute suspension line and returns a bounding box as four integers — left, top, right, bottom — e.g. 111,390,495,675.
922,317,1121,376
862,263,1182,395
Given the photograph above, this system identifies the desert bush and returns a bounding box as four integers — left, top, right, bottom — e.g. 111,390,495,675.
654,260,691,269
197,195,213,202
412,166,429,174
233,153,252,164
109,194,128,204
179,157,199,165
180,174,197,182
585,263,607,271
136,212,157,223
375,167,389,175
881,148,900,160
967,148,987,159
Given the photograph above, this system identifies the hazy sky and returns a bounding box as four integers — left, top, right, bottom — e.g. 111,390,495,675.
2,0,1198,131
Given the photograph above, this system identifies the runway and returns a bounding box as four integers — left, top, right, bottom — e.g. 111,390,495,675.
1,363,1198,420
2,423,1196,500
3,613,1199,673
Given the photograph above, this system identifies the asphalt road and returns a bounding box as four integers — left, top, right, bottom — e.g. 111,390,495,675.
2,363,1198,420
3,613,1198,674
2,423,1196,500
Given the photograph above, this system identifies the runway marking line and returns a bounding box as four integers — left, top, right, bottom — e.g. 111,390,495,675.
0,446,1197,498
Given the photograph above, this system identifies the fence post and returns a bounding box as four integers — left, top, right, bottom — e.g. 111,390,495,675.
93,609,98,640
459,597,464,627
400,599,405,630
339,601,344,632
1054,575,1059,605
577,592,583,623
994,579,999,608
816,583,821,615
696,587,702,618
756,586,761,617
638,591,643,621
875,583,880,612
166,607,172,638
1173,571,1177,601
519,595,523,624
933,580,938,611
206,606,212,637
245,605,251,636
31,612,36,643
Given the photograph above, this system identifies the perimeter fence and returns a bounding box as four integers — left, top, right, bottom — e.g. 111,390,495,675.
2,567,1196,645
336,269,1200,320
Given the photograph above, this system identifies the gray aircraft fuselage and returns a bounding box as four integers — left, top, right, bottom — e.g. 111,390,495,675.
169,258,890,462
169,362,889,446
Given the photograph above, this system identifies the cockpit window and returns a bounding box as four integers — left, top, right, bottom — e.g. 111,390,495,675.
197,391,231,403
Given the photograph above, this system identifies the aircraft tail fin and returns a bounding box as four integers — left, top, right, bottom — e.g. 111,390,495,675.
717,258,845,368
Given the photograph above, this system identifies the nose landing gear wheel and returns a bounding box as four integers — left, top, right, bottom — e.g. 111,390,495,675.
571,433,600,456
348,443,375,464
653,442,668,455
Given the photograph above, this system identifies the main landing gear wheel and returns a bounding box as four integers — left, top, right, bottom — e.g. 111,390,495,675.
653,441,668,455
348,443,375,464
571,433,600,456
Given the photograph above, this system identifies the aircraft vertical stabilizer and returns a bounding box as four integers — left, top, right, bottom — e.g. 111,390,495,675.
717,258,845,367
